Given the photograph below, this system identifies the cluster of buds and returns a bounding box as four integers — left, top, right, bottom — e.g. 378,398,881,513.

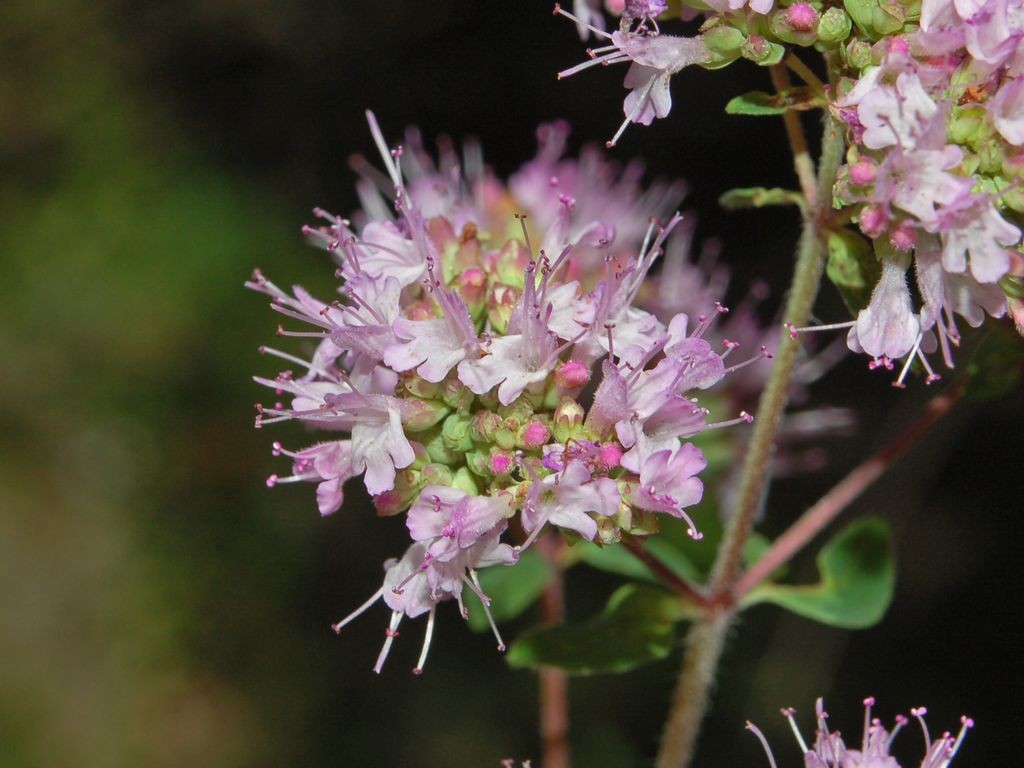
560,0,1024,385
250,113,759,672
747,697,973,767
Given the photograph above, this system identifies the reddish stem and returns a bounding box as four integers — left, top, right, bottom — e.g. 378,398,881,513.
623,539,711,608
539,536,570,768
732,382,963,601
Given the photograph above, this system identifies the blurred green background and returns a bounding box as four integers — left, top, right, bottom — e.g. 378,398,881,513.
1,2,1021,766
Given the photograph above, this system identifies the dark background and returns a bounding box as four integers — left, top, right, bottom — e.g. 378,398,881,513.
1,2,1021,766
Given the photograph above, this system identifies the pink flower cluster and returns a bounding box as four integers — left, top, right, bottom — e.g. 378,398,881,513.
250,114,757,672
748,697,973,768
826,3,1023,383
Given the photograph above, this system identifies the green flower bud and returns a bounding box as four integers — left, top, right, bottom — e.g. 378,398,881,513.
401,373,442,400
451,466,479,496
844,39,873,70
493,426,518,451
769,4,820,46
486,282,518,335
740,34,783,65
441,376,475,411
420,462,454,487
470,409,502,442
816,7,852,46
843,0,877,35
422,426,464,465
454,267,489,321
701,24,745,69
493,239,531,287
401,398,450,432
552,396,585,442
372,467,423,516
465,448,493,477
871,1,905,34
441,412,476,453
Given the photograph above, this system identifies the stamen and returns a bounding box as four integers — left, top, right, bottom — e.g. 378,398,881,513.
412,607,436,675
724,346,773,375
373,610,404,674
365,111,404,191
862,696,875,754
332,587,384,633
911,707,932,749
894,334,923,388
786,320,856,338
780,707,810,753
552,3,614,40
607,73,658,148
704,411,754,431
745,722,778,768
471,569,507,651
948,716,973,761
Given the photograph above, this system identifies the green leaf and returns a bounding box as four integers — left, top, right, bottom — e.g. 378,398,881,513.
467,549,554,631
725,87,824,116
719,186,804,210
826,228,881,313
742,518,894,629
726,91,788,116
507,584,690,674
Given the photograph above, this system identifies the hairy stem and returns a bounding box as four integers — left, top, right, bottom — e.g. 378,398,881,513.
655,76,845,768
770,63,817,207
732,381,964,600
539,536,570,768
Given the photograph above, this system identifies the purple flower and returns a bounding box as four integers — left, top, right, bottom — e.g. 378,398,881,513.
521,459,621,545
407,486,513,562
630,443,707,538
749,698,974,768
266,440,356,516
847,255,921,363
556,8,709,146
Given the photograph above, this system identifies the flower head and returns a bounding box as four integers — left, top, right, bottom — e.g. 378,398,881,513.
252,113,755,670
748,698,973,768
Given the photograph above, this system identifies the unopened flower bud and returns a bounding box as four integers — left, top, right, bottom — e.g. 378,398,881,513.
490,452,514,475
848,159,877,186
520,420,551,449
420,462,454,488
787,3,819,32
441,376,474,410
858,204,888,238
492,239,531,286
451,467,479,496
401,373,441,400
770,5,819,46
487,283,519,335
402,398,450,432
552,397,585,442
598,442,623,469
455,267,488,319
373,467,422,516
740,34,784,65
452,232,483,273
441,412,476,453
471,410,502,442
889,221,916,251
406,300,437,321
816,7,852,46
701,23,745,67
871,1,905,35
844,38,873,70
555,359,591,393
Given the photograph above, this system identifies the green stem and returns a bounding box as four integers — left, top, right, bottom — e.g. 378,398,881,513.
654,79,845,768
